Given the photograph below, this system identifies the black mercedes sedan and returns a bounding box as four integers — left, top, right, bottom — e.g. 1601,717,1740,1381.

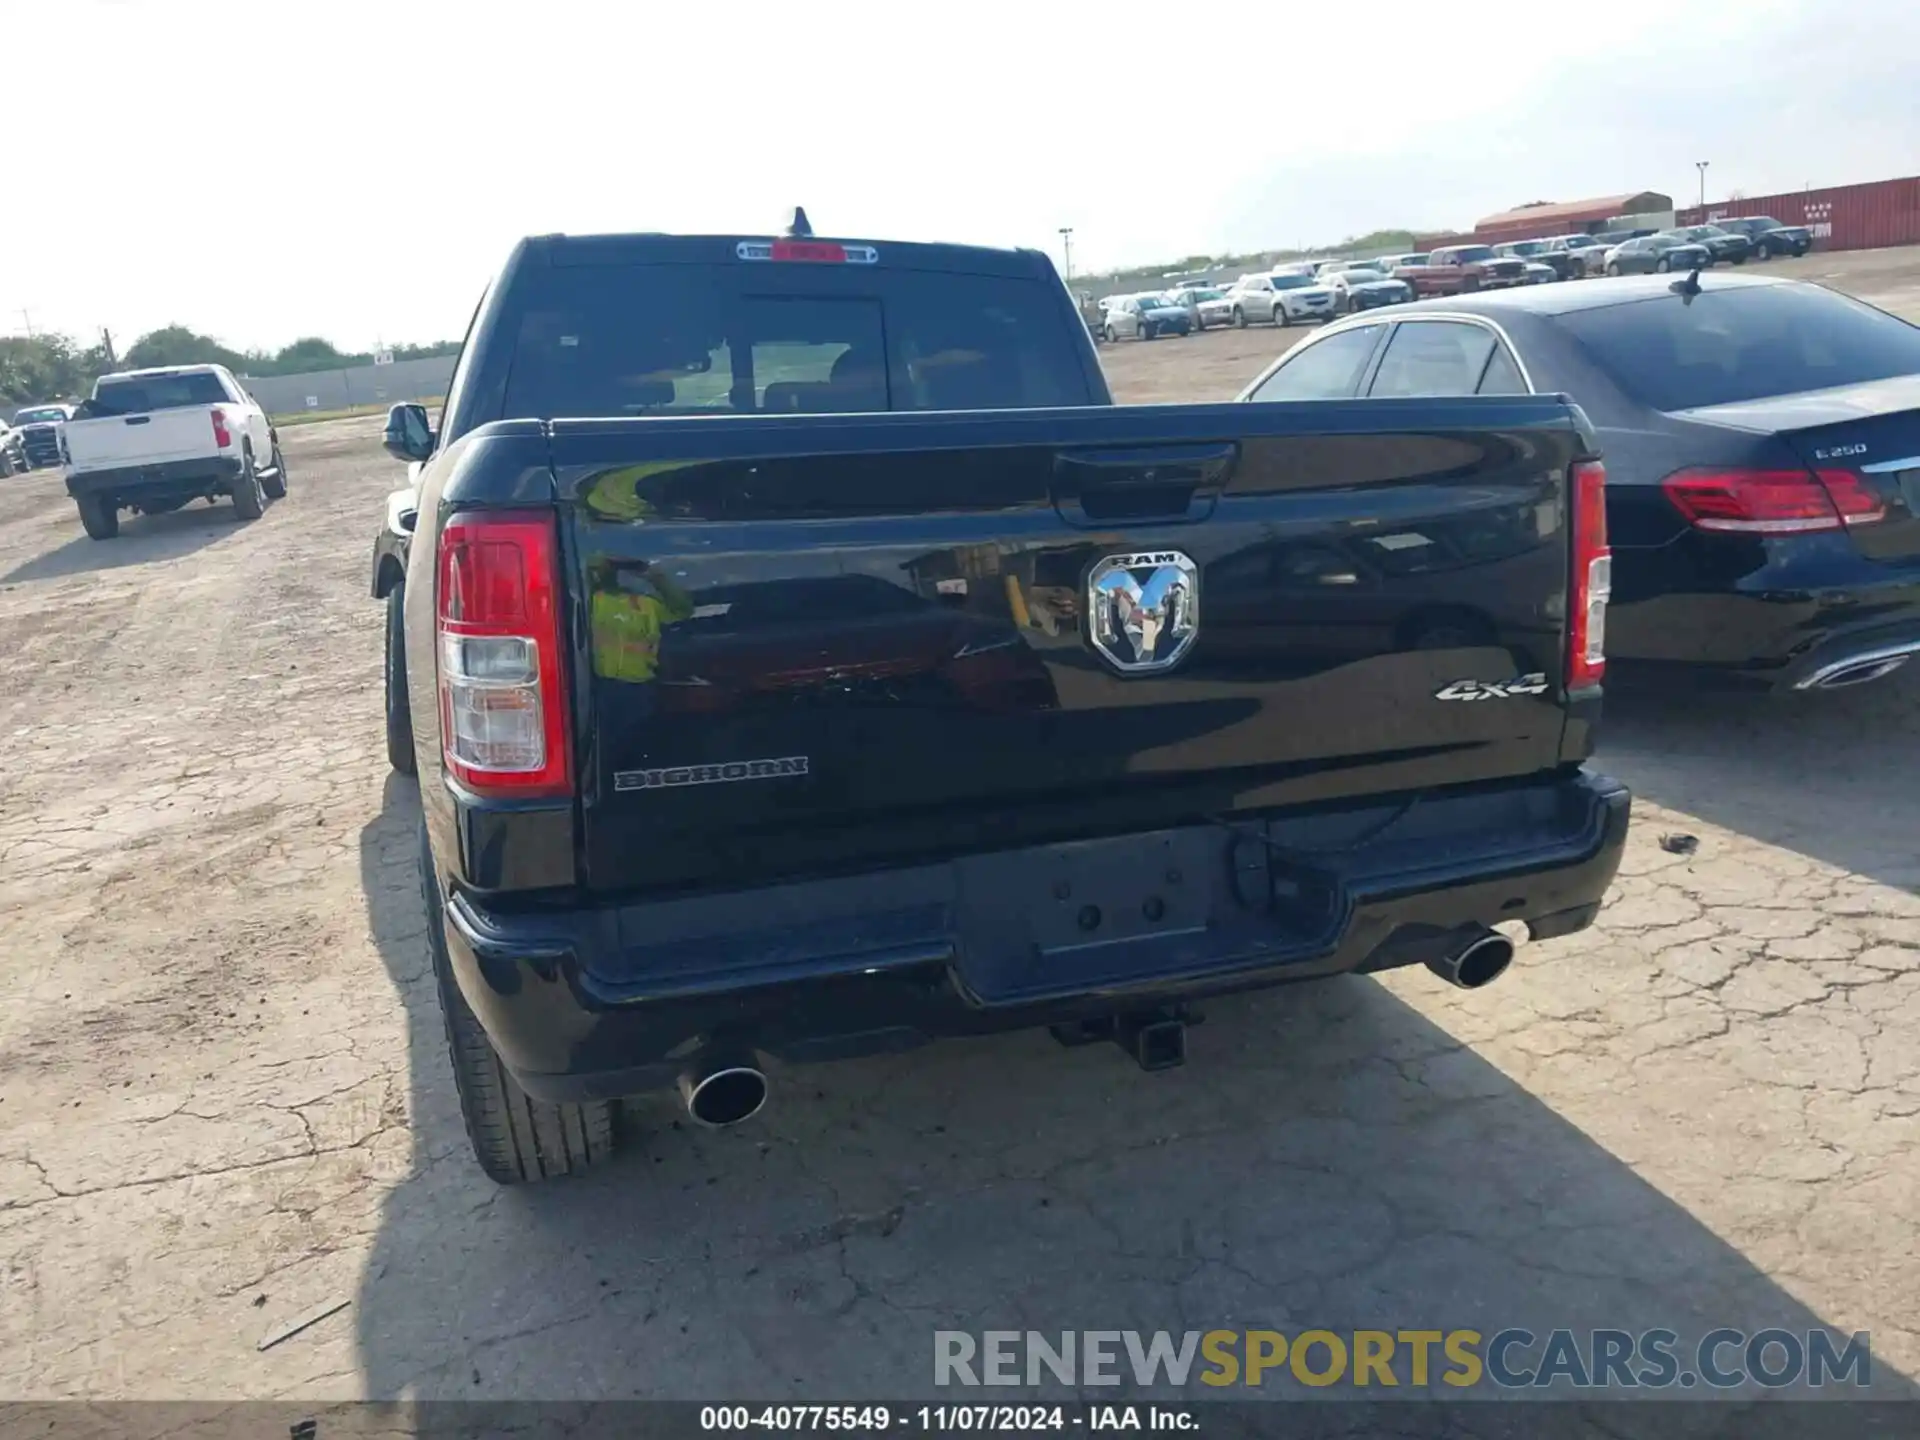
1234,274,1920,692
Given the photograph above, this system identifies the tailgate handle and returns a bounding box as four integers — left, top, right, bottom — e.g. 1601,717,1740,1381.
123,416,151,425
1052,443,1235,526
1056,443,1236,485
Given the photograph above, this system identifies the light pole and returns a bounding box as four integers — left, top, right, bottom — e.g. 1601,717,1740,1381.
1058,227,1074,282
1695,161,1709,208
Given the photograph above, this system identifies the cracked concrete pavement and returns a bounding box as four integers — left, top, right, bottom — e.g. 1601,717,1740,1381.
2,277,1919,1406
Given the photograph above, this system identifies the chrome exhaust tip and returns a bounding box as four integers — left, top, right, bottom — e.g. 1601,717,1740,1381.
1796,643,1920,691
1817,656,1909,690
1425,926,1516,990
679,1057,769,1128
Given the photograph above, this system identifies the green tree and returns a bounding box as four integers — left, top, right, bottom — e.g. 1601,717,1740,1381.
272,336,367,372
121,325,245,372
0,334,98,406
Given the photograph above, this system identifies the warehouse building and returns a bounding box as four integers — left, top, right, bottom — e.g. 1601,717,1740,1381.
1470,192,1676,245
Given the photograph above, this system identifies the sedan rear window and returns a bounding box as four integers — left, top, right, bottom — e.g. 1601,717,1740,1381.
1559,285,1920,411
503,264,1092,417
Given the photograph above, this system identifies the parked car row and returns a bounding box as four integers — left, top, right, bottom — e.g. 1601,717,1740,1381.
1079,215,1820,345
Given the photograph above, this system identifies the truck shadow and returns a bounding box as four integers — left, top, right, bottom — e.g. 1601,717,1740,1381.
1598,670,1920,890
352,775,1910,1407
0,504,241,584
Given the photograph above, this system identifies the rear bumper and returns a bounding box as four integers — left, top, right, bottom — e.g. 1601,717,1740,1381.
20,433,62,467
1610,541,1920,691
66,455,243,501
435,770,1632,1103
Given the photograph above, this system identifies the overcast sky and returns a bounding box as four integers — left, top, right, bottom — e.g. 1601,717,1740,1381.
4,0,1915,353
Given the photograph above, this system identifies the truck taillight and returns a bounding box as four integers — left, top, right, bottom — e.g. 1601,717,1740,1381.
435,511,572,797
210,408,232,448
1568,460,1610,691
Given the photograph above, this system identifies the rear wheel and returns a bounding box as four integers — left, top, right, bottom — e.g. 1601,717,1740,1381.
77,495,118,540
424,825,617,1184
262,443,288,500
230,447,265,521
1232,306,1247,329
385,583,416,776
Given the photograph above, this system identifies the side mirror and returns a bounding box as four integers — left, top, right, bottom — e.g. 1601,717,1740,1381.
383,402,433,463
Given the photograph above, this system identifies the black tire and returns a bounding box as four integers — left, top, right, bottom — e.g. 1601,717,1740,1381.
77,495,118,540
1731,252,1746,266
1277,305,1291,328
385,583,417,776
230,447,265,520
1655,256,1672,274
1607,261,1622,277
1461,276,1480,293
1232,306,1247,329
262,443,288,500
1103,325,1117,344
423,825,617,1184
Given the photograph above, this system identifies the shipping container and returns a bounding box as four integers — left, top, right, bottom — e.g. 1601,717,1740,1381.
1677,175,1920,253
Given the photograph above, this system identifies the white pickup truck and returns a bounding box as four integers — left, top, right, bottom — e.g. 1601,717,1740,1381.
62,364,288,539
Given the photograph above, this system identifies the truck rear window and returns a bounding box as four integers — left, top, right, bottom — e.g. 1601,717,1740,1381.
502,265,1093,417
89,374,229,414
1559,285,1920,411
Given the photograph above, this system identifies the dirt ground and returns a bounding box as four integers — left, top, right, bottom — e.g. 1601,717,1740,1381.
2,249,1919,1407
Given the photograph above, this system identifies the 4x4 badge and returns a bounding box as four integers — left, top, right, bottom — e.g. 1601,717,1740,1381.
1434,673,1550,702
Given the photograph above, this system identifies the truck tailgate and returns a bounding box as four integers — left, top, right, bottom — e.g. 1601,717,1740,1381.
553,400,1586,896
64,408,219,471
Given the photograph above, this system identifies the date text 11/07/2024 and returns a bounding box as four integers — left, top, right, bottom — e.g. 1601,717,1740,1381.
699,1407,1193,1432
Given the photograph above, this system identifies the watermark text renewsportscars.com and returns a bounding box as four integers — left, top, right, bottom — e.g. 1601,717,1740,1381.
934,1328,1871,1391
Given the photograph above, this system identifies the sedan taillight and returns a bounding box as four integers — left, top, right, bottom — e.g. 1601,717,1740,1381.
1662,467,1886,533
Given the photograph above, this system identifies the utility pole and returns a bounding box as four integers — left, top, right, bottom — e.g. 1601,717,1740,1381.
1695,161,1709,209
100,328,117,368
17,308,35,339
1058,227,1074,283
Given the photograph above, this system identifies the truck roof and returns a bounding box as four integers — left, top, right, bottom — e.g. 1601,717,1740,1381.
519,231,1053,280
98,364,227,380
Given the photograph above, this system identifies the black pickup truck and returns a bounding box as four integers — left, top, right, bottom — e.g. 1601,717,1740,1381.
379,221,1630,1184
